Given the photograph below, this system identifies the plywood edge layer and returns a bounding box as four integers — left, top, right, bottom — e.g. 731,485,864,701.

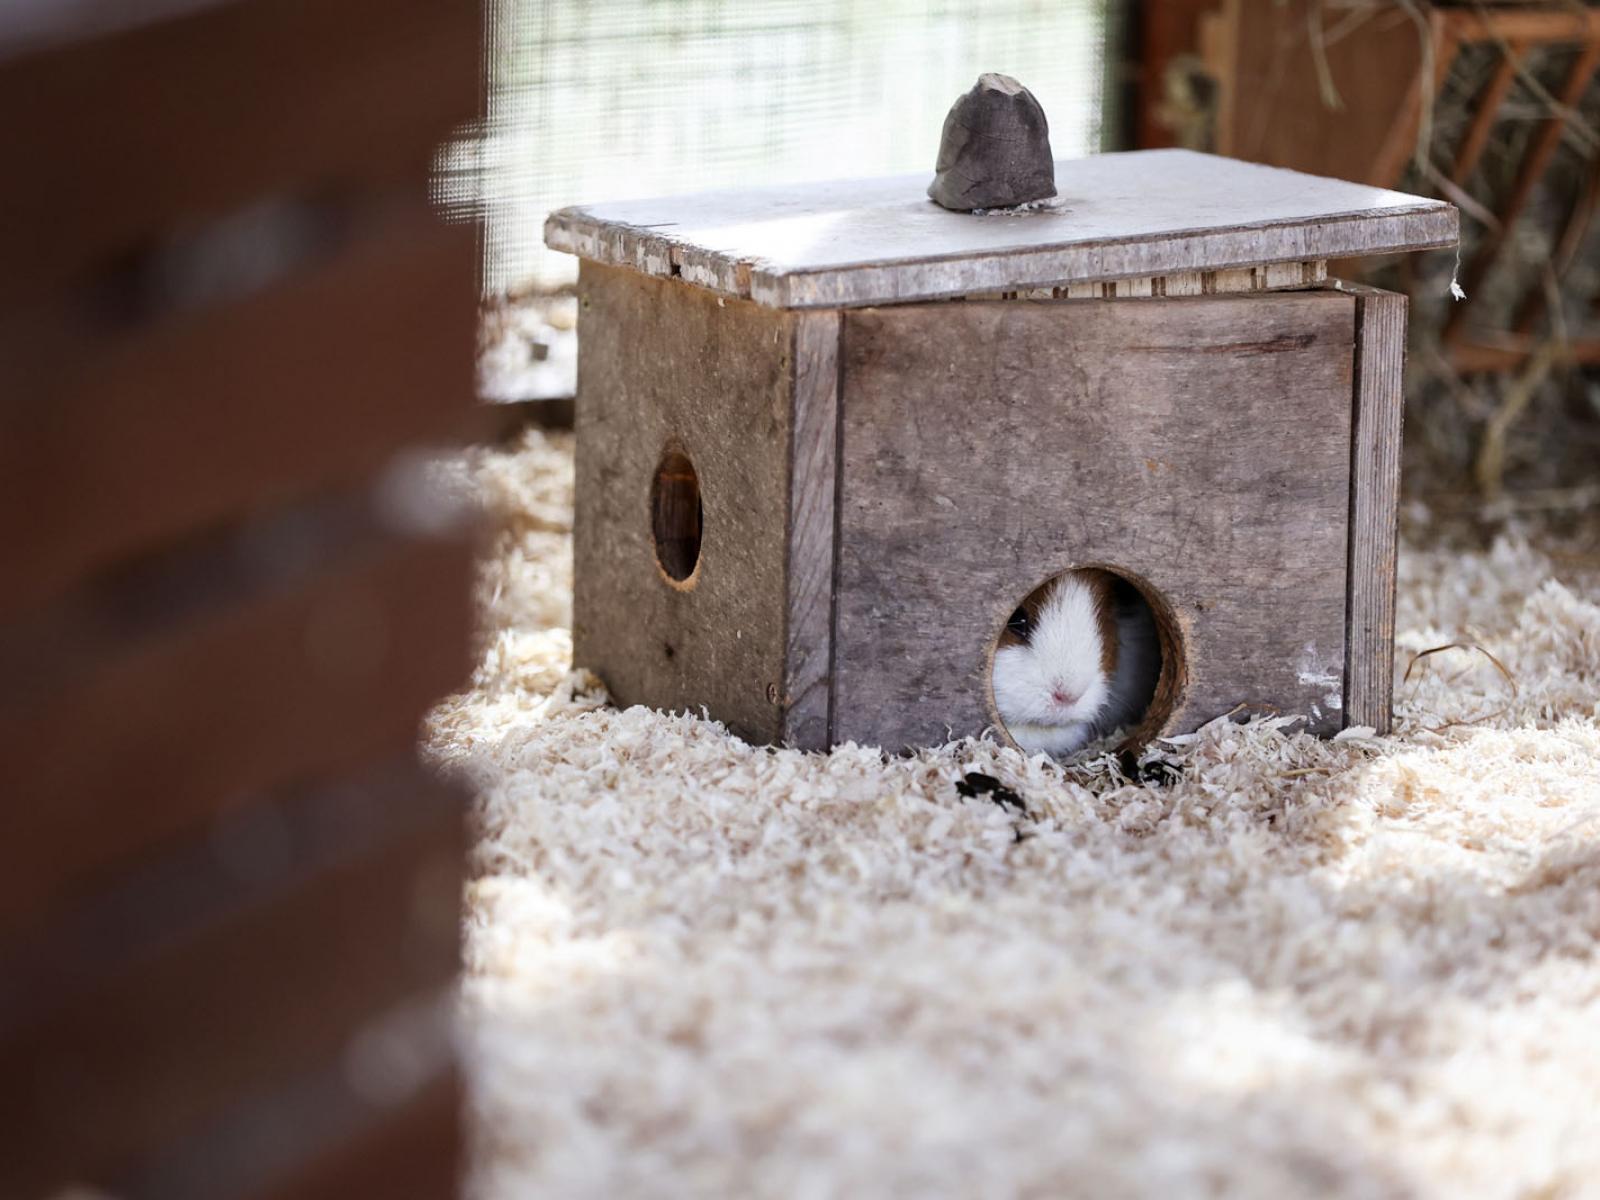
545,205,1456,310
963,260,1329,300
756,208,1456,308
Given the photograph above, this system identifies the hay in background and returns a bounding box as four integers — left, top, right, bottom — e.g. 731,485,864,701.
1382,34,1600,501
432,430,1600,1199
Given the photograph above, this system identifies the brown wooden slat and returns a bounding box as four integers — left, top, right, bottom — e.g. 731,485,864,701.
1224,2,1426,187
0,485,391,703
111,1031,458,1200
1449,39,1525,187
1444,38,1600,343
0,203,476,620
1369,11,1456,189
0,752,457,1033
2,759,461,1197
0,532,473,939
249,1073,460,1200
1439,7,1600,45
0,783,462,1199
1449,334,1600,374
0,0,477,308
1344,286,1407,736
1514,152,1600,337
1133,0,1219,150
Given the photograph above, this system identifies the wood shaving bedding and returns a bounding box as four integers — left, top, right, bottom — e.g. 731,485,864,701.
430,429,1600,1200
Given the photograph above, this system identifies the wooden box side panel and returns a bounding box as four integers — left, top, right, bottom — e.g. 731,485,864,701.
833,291,1357,752
573,263,799,744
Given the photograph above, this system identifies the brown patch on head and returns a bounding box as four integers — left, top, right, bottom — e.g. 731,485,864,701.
992,565,1188,757
1074,568,1120,679
997,571,1121,681
997,582,1052,649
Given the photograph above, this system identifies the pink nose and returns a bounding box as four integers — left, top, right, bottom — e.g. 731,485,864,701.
1050,687,1077,707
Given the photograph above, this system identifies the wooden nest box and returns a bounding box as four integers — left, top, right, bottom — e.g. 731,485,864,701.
546,149,1457,753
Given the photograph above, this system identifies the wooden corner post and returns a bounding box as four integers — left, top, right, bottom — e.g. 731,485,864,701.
1344,284,1408,734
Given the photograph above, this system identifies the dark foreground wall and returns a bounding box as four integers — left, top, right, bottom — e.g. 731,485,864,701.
0,3,479,1195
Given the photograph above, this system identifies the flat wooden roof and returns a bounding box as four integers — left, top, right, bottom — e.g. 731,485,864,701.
544,149,1457,310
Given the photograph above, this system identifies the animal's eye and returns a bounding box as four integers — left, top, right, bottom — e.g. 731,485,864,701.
1006,606,1032,639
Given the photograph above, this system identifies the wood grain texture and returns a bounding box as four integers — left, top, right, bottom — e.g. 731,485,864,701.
546,149,1456,309
572,263,796,745
0,532,473,939
832,291,1357,751
782,311,842,750
0,202,476,621
1344,285,1408,735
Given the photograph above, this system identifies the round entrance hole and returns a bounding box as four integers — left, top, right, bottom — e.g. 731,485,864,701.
989,566,1185,759
650,446,703,585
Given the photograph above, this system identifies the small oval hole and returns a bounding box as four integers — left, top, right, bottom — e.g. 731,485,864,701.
651,446,702,585
991,566,1184,759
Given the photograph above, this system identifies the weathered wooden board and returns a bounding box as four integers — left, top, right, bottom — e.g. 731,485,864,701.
574,262,831,746
1344,285,1408,734
832,291,1357,751
0,203,476,621
0,4,474,1194
546,149,1456,309
1213,1,1426,188
967,259,1328,301
112,1066,459,1200
782,311,842,749
0,532,473,939
0,761,462,1198
248,1072,459,1200
0,0,476,310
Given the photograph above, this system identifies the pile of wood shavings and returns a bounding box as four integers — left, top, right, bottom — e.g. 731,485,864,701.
429,429,1600,1200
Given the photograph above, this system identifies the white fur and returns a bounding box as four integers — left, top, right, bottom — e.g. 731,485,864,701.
993,574,1162,758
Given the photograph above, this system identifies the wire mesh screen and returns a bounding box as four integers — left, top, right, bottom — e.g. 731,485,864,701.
450,0,1111,295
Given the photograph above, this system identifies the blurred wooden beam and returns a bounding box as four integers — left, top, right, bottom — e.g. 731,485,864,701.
0,201,475,621
0,0,475,309
1448,334,1600,374
0,759,463,1196
0,0,479,1194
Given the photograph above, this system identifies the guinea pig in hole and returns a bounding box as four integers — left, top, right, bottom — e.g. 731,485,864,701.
991,567,1174,759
